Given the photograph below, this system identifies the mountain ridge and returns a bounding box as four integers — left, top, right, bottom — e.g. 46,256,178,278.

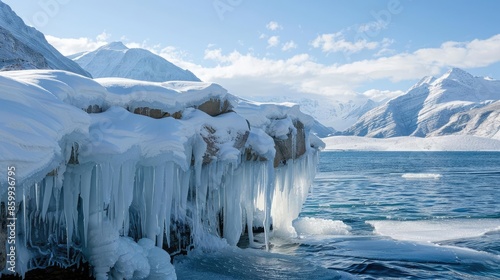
0,1,90,76
71,41,201,82
344,68,500,139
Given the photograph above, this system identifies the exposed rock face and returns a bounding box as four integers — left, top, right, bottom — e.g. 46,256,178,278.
133,107,171,119
274,120,306,167
85,105,103,114
196,99,233,117
0,26,49,71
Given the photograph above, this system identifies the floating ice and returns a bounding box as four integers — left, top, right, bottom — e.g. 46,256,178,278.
293,217,351,237
321,236,500,265
401,173,442,179
367,219,500,242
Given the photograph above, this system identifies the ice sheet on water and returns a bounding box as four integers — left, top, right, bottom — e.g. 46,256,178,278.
367,218,500,242
401,173,442,179
293,217,351,237
320,236,500,265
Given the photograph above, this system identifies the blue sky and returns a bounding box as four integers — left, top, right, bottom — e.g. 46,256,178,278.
4,0,500,102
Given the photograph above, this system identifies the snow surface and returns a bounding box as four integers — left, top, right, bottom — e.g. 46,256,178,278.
322,135,500,151
0,69,322,278
71,42,200,82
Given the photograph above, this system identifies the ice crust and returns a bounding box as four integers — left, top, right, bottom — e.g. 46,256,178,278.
0,70,322,278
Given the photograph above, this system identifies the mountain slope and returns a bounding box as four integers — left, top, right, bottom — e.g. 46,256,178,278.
250,95,380,132
345,68,500,138
0,1,90,76
71,42,200,82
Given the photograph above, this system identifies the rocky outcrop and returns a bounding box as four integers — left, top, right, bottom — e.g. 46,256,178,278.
196,99,232,117
274,120,306,167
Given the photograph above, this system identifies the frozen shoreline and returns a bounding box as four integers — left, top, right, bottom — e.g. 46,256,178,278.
322,135,500,151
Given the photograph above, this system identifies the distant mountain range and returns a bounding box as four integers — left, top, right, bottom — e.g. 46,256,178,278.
344,68,500,139
252,95,381,135
0,1,90,76
69,42,200,82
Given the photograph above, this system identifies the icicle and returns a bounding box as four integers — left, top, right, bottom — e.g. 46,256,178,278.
41,176,54,220
34,182,40,212
263,160,275,251
162,162,175,247
80,165,92,246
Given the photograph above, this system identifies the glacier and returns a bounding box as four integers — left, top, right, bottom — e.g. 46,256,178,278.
0,69,323,279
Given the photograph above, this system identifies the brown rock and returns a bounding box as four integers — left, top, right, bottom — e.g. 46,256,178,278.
273,120,306,167
196,99,232,117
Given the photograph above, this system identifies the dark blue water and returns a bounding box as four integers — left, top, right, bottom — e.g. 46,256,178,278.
175,151,500,279
286,151,500,279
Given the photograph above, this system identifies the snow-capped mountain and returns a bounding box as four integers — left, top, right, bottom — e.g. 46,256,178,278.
250,95,380,133
0,1,90,76
345,68,500,139
70,42,201,82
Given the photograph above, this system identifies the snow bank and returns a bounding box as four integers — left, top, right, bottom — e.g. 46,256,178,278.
0,70,323,278
323,135,500,151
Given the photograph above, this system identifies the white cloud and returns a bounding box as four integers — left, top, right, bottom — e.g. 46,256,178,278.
267,36,280,48
46,31,110,55
266,21,282,31
46,33,500,102
311,32,383,54
192,34,500,99
282,40,297,51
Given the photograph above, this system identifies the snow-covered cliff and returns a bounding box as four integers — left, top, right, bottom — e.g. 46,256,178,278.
0,70,323,279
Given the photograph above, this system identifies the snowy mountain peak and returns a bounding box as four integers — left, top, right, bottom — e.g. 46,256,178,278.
345,69,500,138
437,67,476,87
411,75,436,90
72,42,201,82
101,41,128,51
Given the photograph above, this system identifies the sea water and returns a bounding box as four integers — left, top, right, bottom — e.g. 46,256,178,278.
175,151,500,279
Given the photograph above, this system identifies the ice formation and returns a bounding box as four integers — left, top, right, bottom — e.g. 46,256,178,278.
0,70,323,279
